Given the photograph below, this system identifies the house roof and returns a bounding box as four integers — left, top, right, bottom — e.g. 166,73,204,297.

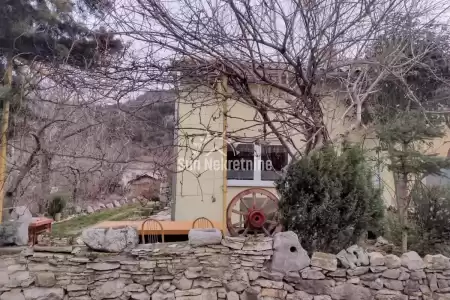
128,174,159,184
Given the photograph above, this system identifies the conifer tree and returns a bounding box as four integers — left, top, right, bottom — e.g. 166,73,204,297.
377,112,450,252
0,0,122,218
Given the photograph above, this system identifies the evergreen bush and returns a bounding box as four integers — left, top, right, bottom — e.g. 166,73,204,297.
409,184,450,254
47,196,66,219
276,144,384,253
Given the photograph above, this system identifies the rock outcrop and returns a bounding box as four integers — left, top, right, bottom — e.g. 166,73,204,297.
0,206,33,246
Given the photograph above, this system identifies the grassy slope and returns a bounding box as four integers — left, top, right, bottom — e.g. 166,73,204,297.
51,204,142,238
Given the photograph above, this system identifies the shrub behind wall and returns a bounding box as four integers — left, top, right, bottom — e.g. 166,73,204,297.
276,144,384,253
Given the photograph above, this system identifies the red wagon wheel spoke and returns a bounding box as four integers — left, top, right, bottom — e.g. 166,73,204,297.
226,188,281,237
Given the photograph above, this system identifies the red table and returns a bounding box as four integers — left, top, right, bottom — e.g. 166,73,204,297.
28,218,53,245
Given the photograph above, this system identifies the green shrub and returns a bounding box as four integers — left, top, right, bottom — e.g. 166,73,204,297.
380,209,420,252
47,196,67,219
409,184,450,254
276,144,384,253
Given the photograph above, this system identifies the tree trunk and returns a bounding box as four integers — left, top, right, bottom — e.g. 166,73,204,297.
397,172,409,253
0,55,12,222
39,151,52,214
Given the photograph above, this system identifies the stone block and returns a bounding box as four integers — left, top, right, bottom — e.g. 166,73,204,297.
35,272,56,287
87,262,120,271
330,283,372,300
270,231,310,273
23,288,64,300
347,266,369,276
173,276,193,290
295,279,335,295
382,279,404,291
226,291,239,300
384,254,401,269
424,254,450,270
260,288,287,298
382,269,401,279
286,291,313,300
90,280,126,300
337,245,369,269
82,226,139,252
221,236,245,250
131,292,151,300
311,252,337,271
369,252,385,266
188,229,222,247
401,251,424,270
0,290,25,300
242,237,272,251
301,268,325,279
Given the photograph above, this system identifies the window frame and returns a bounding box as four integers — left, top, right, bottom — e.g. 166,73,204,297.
227,142,290,187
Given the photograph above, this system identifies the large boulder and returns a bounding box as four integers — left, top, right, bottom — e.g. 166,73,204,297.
0,206,33,246
271,231,310,273
82,226,139,252
9,206,32,222
188,228,222,246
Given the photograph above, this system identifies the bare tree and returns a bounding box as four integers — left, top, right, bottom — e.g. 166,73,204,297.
102,0,450,159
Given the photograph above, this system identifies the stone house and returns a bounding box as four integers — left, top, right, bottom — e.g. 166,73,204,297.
126,174,161,201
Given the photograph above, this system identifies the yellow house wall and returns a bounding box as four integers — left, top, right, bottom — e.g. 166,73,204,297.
174,82,450,225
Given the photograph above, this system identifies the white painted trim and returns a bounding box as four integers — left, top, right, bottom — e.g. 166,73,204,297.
227,142,289,185
254,144,262,181
227,180,276,188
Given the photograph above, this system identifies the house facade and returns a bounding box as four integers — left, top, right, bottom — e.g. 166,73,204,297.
171,68,450,229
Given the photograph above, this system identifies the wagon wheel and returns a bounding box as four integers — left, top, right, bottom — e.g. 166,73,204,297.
226,188,282,237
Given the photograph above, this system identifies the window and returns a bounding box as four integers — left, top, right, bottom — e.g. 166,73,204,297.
227,142,289,184
227,144,254,180
261,145,289,181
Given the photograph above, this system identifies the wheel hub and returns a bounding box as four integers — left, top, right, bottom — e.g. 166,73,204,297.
247,209,266,228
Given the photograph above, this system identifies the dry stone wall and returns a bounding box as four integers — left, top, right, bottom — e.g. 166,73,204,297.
1,232,450,300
